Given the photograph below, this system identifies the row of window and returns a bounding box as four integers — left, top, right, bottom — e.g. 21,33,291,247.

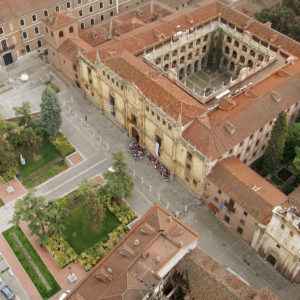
0,0,116,35
80,11,114,29
78,0,113,16
155,44,208,66
145,105,173,131
21,26,41,39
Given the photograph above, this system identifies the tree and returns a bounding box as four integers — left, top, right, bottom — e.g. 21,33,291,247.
13,194,65,244
40,87,61,137
104,152,133,200
293,146,300,173
284,122,300,162
8,127,42,160
46,202,67,237
255,1,300,42
14,102,33,127
13,194,50,243
263,112,288,174
0,138,17,181
77,182,105,224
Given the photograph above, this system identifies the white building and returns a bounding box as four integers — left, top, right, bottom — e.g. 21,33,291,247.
252,205,300,282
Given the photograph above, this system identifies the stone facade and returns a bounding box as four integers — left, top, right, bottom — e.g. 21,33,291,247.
79,56,207,194
0,0,144,67
252,206,300,282
204,180,259,243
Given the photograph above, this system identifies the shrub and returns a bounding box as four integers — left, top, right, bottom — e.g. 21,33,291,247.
107,201,136,225
45,235,77,268
52,133,75,157
47,82,60,93
78,224,128,271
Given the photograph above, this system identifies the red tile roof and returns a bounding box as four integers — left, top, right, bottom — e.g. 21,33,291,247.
78,1,300,160
176,248,280,300
67,205,199,300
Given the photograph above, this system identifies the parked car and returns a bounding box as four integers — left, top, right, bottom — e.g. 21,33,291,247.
0,284,15,300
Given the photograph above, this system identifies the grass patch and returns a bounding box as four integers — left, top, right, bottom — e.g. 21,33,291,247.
62,203,120,254
19,142,68,188
3,226,60,299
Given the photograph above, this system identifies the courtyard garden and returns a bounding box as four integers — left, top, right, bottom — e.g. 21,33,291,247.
11,152,136,274
0,84,75,188
251,112,300,194
3,226,60,299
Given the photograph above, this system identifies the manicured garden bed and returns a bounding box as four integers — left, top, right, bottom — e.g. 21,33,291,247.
3,226,60,299
18,134,74,188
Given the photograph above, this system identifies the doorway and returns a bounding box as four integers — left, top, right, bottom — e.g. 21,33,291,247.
3,52,13,65
266,254,277,266
131,127,140,143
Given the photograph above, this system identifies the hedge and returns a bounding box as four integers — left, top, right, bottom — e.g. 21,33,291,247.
52,133,75,157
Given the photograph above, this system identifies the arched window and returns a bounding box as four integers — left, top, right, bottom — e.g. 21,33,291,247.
59,30,64,38
69,26,74,33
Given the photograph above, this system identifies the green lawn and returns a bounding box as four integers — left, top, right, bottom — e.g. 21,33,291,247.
62,204,120,254
3,226,60,299
19,142,68,188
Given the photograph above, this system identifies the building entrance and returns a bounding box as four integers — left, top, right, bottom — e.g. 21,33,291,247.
3,52,13,65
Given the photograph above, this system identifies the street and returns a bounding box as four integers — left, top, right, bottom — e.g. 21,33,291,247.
0,53,299,300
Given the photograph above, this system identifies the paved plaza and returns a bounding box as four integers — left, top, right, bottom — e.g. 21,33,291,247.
0,54,300,300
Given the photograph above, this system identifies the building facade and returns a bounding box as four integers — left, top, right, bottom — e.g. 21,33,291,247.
252,206,300,283
0,0,145,67
78,1,300,195
204,158,288,243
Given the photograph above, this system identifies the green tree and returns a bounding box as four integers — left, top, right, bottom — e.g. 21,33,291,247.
14,102,33,127
284,122,300,162
77,182,105,224
46,202,66,237
263,112,288,174
8,127,42,160
13,194,50,244
0,138,17,181
104,152,133,200
13,194,65,244
293,146,300,173
40,87,61,137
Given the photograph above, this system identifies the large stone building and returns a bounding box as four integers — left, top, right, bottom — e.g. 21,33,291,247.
204,158,288,243
252,205,300,283
76,0,300,196
0,0,150,67
250,186,300,282
67,205,279,300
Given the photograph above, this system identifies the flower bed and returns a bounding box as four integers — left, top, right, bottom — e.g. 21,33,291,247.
45,235,77,268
